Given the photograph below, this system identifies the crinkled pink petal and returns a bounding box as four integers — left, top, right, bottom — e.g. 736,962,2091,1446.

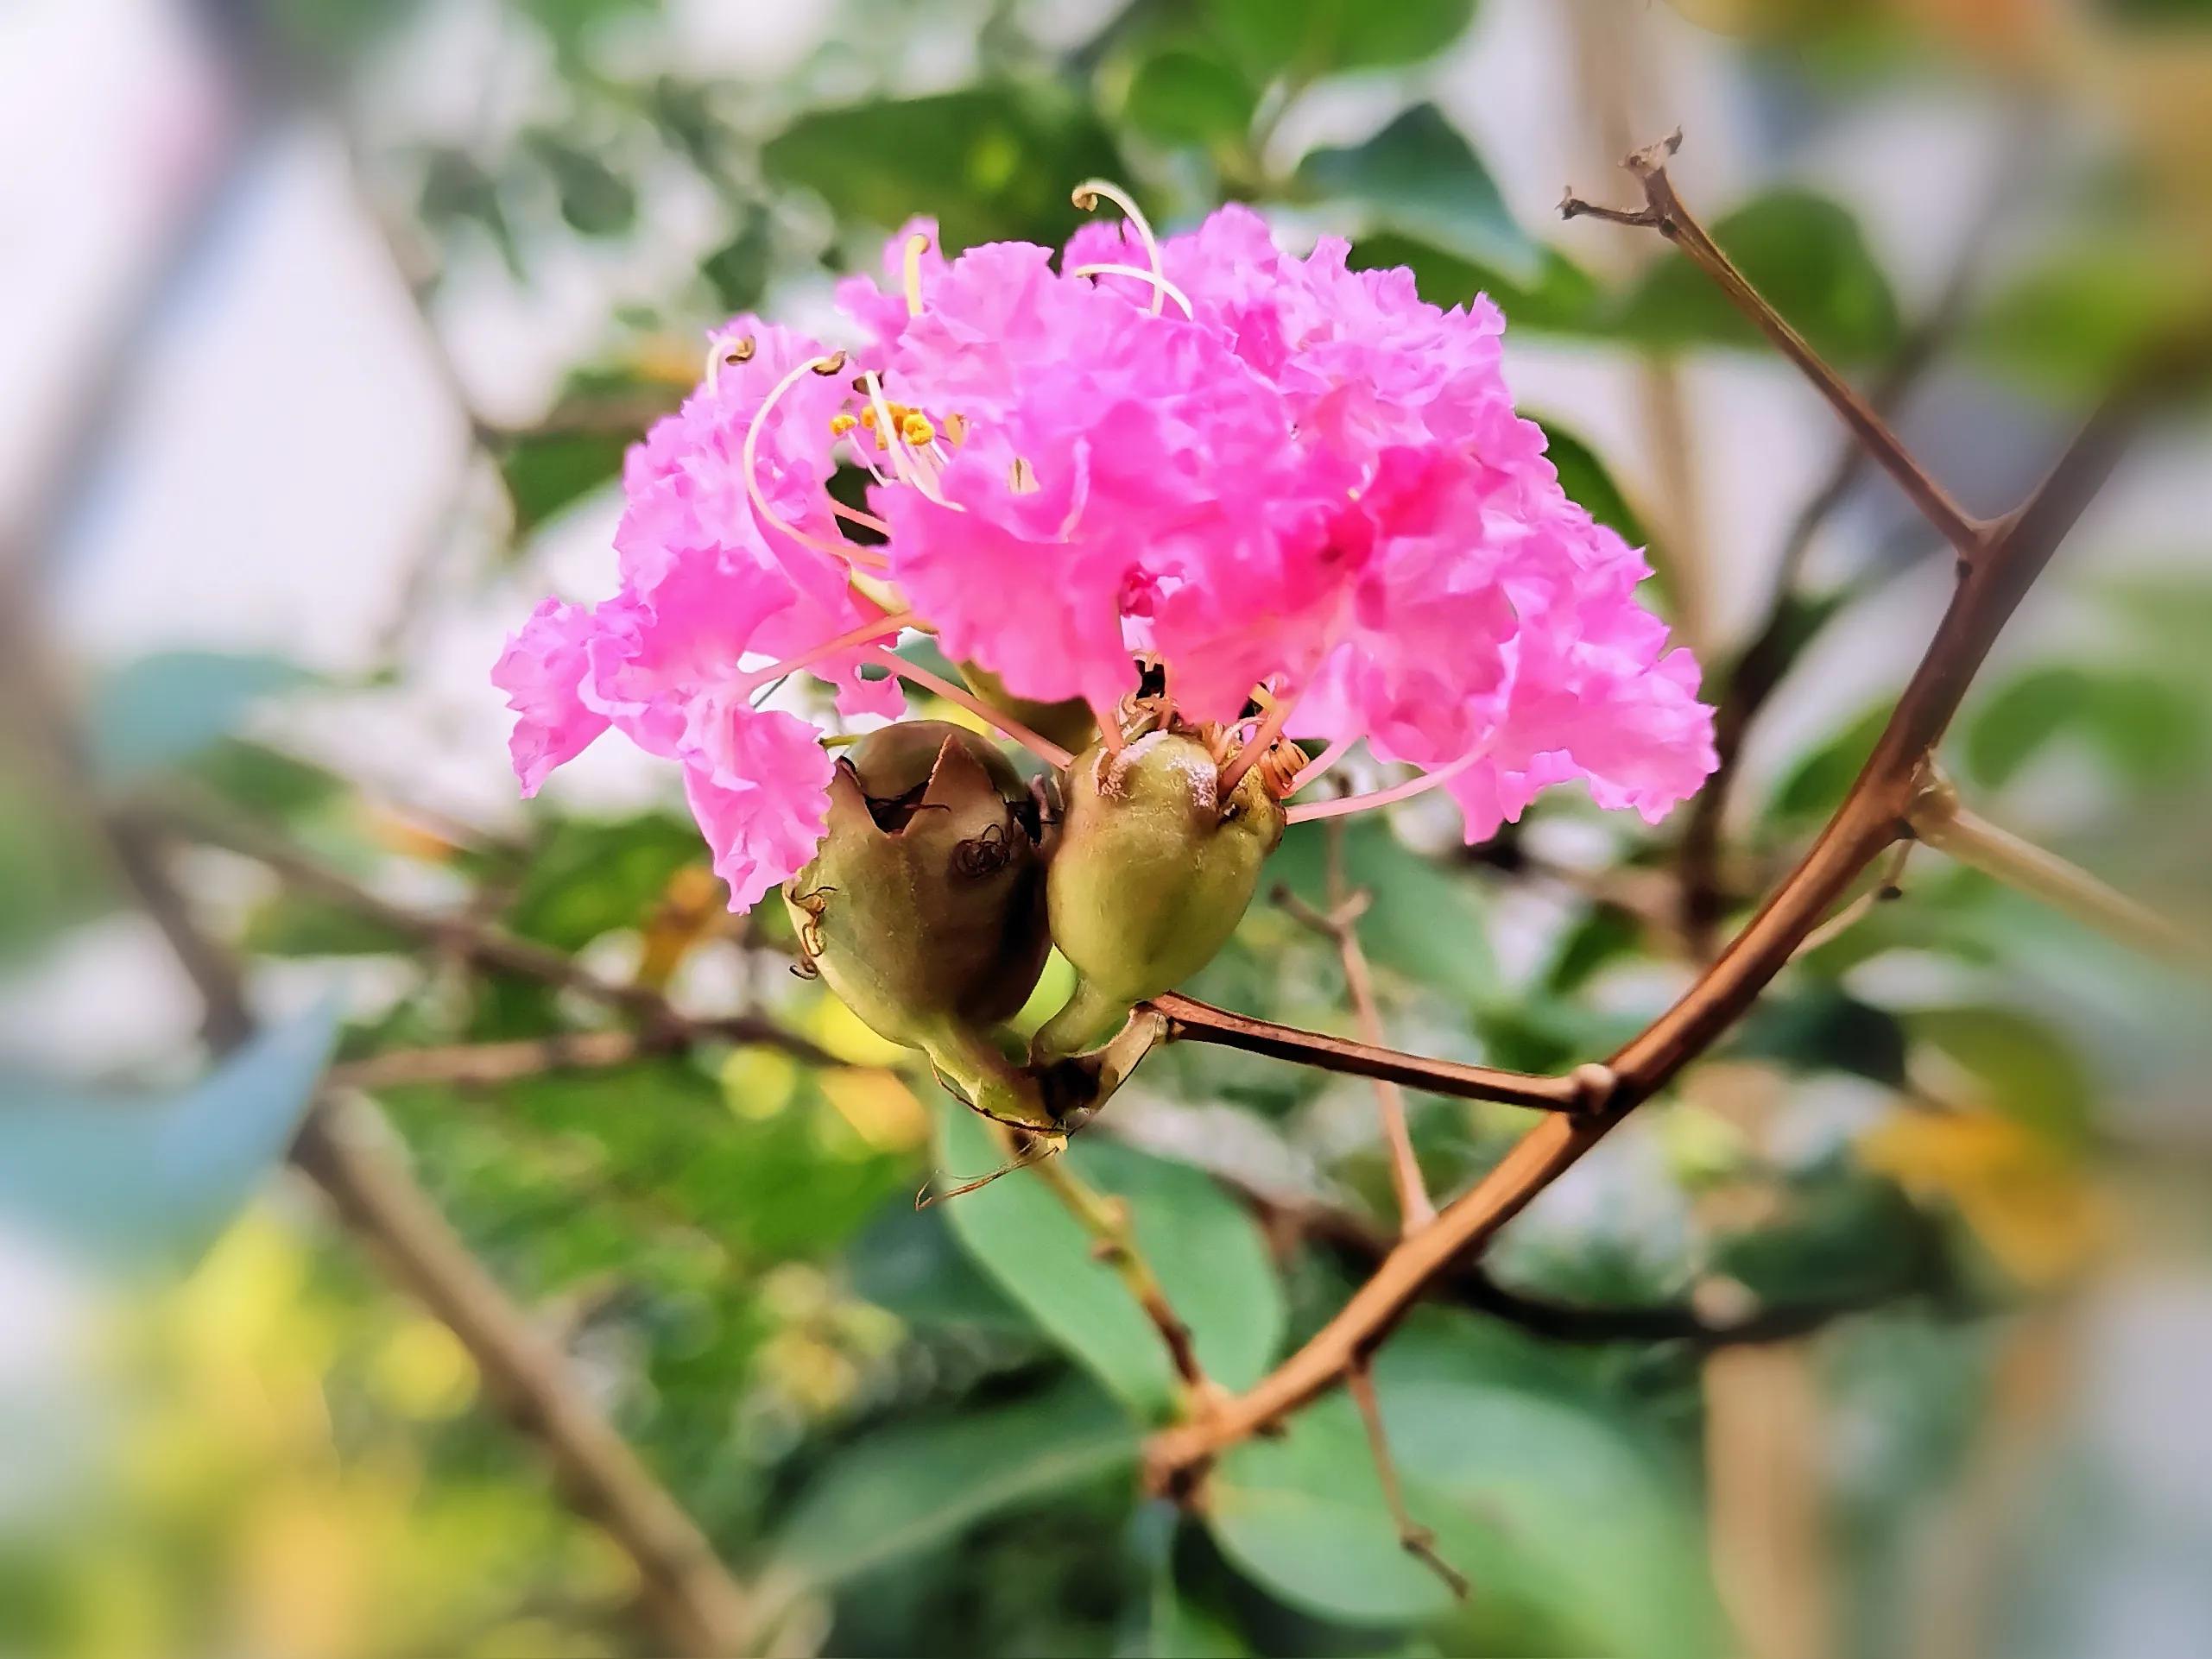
495,597,610,795
678,697,835,912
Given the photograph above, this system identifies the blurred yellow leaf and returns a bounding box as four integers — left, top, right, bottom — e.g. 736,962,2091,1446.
1858,1107,2105,1287
805,991,913,1069
818,1067,929,1151
723,1046,800,1119
369,1318,480,1422
635,862,726,990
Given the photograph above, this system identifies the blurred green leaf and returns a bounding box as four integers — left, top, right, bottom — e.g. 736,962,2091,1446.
500,430,630,536
1204,0,1479,78
937,1095,1285,1419
1206,1316,1722,1653
186,737,351,822
1539,416,1653,551
524,132,637,237
765,88,1123,251
503,813,708,951
0,1005,338,1275
418,148,522,280
757,1377,1138,1611
1769,698,1891,824
1713,1170,1937,1309
90,651,310,781
1349,230,1599,332
1729,990,1906,1086
1269,820,1497,1005
704,207,774,312
845,1198,1037,1334
1964,664,2205,792
1970,239,2206,397
1300,104,1540,286
1123,44,1258,149
1910,1004,2092,1145
1615,190,1900,362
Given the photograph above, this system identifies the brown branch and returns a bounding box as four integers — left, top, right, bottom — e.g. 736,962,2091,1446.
327,1031,667,1092
1026,1147,1220,1410
1277,833,1435,1231
1143,151,2177,1491
1562,131,1993,561
79,803,755,1656
149,791,836,1068
1346,1359,1470,1599
1150,993,1598,1116
291,1099,754,1654
1676,116,2037,946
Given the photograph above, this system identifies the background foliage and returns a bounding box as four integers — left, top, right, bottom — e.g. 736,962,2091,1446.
3,2,2209,1656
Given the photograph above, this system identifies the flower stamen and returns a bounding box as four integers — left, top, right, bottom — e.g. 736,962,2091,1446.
704,331,756,394
1219,680,1303,795
857,369,962,511
1284,746,1489,825
901,230,931,317
742,350,890,570
1286,733,1357,795
1071,179,1167,317
864,647,1071,767
1067,262,1194,319
736,609,919,698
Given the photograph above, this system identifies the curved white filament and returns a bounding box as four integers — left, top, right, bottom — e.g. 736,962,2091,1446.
741,352,870,565
1071,179,1167,317
1067,262,1194,319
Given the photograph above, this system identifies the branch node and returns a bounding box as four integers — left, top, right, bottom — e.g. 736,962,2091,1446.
1566,1062,1620,1120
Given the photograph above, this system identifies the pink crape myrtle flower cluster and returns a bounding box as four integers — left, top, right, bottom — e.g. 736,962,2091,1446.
495,184,1718,912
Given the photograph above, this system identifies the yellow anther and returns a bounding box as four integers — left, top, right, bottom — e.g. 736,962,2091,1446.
900,413,936,445
858,406,879,427
828,412,859,437
944,412,968,446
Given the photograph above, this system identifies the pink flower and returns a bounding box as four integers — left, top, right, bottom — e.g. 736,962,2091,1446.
679,697,837,912
497,188,1716,915
494,597,610,797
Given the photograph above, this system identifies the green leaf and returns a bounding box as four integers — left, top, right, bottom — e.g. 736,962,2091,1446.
1909,1004,2092,1145
1964,665,2205,792
1538,416,1653,551
1615,190,1900,363
1267,820,1497,1005
1204,0,1479,78
89,651,310,781
1206,1315,1722,1654
764,88,1123,253
0,1005,338,1275
500,430,629,536
1299,104,1539,287
1712,1171,1935,1309
756,1377,1138,1613
1769,698,1892,824
503,813,709,951
1349,231,1599,332
845,1197,1036,1334
1123,45,1258,149
703,207,774,312
936,1094,1286,1419
524,132,636,237
1970,240,2206,397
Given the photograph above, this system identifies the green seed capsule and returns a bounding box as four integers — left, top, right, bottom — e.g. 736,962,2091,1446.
782,721,1057,1128
1035,730,1286,1055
